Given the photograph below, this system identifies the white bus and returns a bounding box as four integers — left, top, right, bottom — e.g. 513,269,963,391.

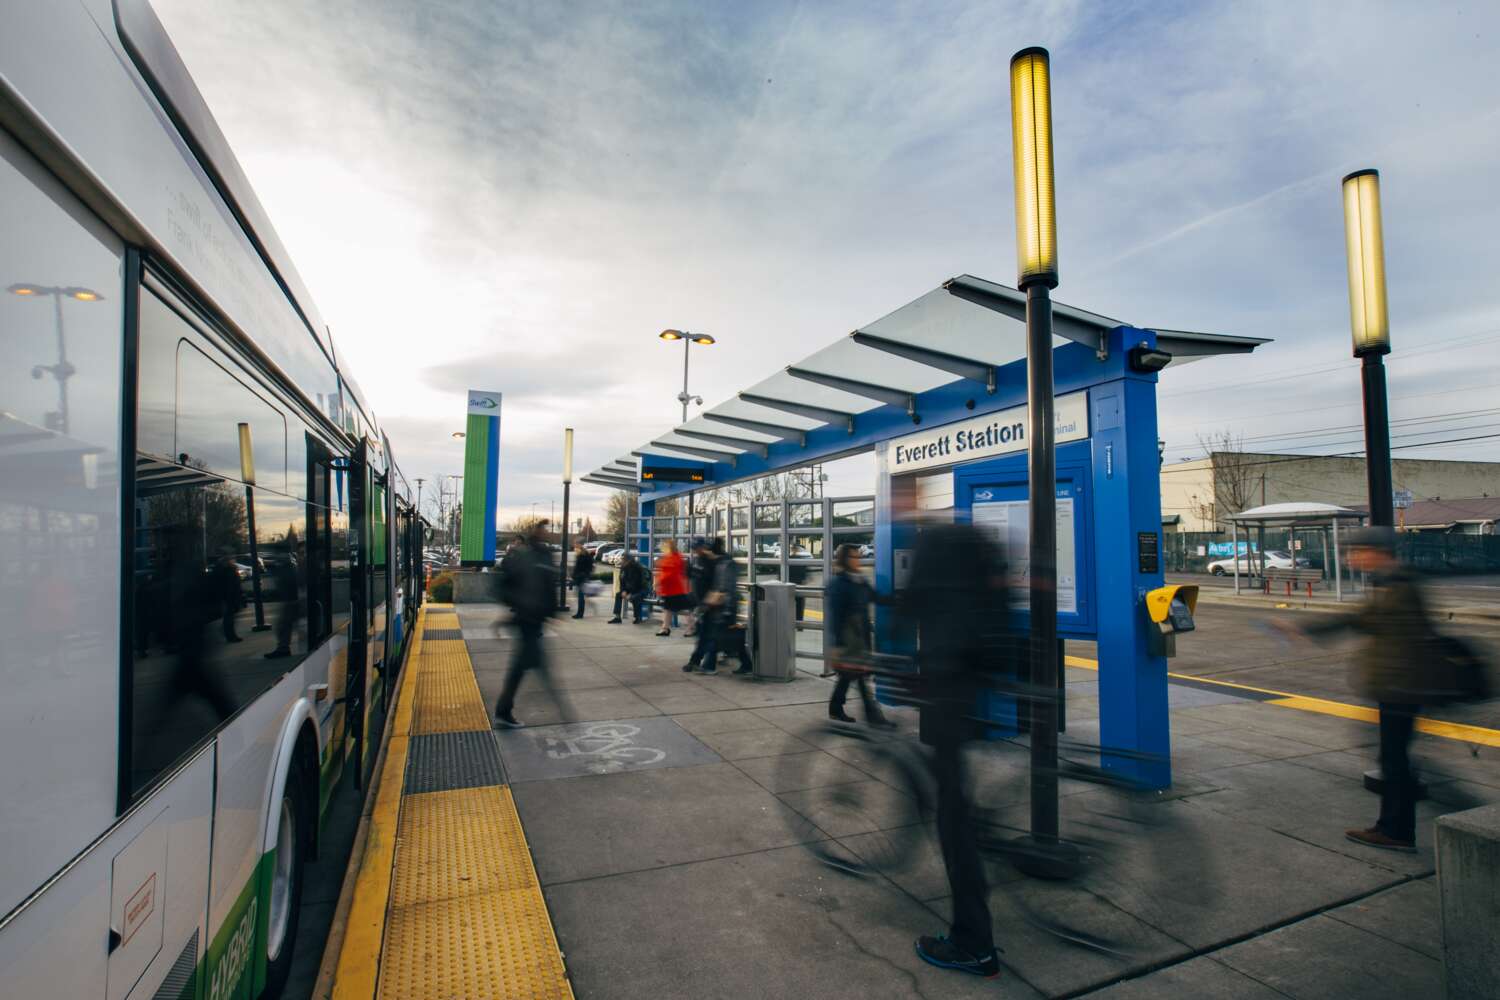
0,3,422,997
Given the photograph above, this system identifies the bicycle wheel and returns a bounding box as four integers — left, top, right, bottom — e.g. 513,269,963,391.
777,722,934,878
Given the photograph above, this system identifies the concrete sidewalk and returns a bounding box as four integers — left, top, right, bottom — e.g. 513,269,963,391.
458,602,1497,999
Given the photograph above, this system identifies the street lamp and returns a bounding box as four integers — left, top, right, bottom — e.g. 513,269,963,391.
7,282,104,435
659,329,716,423
559,428,574,609
1010,45,1068,876
1342,169,1393,529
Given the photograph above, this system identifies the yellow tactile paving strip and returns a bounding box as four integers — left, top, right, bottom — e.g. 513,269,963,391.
413,667,493,734
334,604,574,1000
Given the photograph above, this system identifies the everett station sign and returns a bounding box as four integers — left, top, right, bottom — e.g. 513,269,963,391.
889,391,1089,474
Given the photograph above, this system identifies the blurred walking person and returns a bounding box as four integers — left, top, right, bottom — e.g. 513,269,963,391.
684,538,751,675
608,552,648,624
654,537,691,636
494,521,557,728
905,522,1012,979
685,538,712,637
1279,526,1443,852
263,536,302,659
213,548,245,643
570,541,594,619
825,543,889,726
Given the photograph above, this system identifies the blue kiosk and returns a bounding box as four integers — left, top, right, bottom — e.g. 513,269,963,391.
583,274,1266,789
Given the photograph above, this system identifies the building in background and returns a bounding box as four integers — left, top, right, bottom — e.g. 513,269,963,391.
1160,452,1499,534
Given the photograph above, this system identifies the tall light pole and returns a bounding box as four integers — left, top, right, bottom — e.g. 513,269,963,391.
7,282,104,435
1342,169,1394,529
661,329,715,521
559,428,574,609
1010,46,1067,876
659,329,716,423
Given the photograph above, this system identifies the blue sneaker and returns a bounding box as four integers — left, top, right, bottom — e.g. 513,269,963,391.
915,935,999,978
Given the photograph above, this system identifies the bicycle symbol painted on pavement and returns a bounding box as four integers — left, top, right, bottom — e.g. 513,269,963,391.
544,722,666,773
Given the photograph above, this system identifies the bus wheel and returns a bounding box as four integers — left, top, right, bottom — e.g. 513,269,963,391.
264,762,307,997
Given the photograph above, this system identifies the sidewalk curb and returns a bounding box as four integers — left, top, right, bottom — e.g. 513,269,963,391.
312,616,419,999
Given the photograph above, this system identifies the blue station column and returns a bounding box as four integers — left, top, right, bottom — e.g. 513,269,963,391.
1090,326,1171,789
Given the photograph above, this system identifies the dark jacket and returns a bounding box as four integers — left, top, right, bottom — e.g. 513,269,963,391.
825,569,873,655
571,550,595,584
500,540,556,624
689,552,713,604
620,558,647,595
1302,565,1437,704
902,523,1016,683
707,553,739,621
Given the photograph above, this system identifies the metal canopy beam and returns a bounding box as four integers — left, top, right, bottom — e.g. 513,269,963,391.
849,330,996,393
739,392,855,433
1153,328,1270,357
785,366,915,416
649,440,739,466
675,429,769,458
944,274,1120,361
702,413,808,447
579,476,639,491
585,473,638,487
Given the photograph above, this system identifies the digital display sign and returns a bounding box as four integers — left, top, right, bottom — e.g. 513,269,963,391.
640,465,706,484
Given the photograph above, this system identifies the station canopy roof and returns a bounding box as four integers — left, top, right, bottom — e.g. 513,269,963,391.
1229,502,1369,525
582,274,1269,490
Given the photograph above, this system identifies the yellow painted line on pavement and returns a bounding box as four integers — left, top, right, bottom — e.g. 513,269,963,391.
1065,654,1500,747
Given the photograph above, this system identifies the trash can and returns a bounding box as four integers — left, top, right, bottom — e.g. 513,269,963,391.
753,581,796,682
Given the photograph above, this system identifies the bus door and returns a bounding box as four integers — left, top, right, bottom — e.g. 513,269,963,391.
346,439,369,789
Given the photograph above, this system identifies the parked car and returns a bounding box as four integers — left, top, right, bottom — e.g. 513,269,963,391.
582,540,618,554
1207,549,1310,576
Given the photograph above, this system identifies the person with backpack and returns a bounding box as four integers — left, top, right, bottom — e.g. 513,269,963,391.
1276,526,1491,852
494,522,558,728
683,538,752,675
608,552,648,624
569,542,595,619
685,538,713,637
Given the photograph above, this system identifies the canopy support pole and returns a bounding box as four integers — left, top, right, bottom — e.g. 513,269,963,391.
1232,520,1240,595
1332,516,1343,603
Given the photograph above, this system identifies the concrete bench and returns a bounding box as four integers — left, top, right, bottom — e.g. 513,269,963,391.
1437,802,1500,998
1262,566,1323,598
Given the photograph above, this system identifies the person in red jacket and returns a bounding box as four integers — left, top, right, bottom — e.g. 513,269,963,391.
653,538,692,636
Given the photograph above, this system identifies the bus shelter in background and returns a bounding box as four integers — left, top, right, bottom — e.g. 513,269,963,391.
585,274,1268,789
1227,501,1369,601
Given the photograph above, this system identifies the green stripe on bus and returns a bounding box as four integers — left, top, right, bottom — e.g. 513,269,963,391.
204,850,274,1000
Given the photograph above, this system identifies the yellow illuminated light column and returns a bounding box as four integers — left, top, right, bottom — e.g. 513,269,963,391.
1011,46,1058,288
1342,169,1390,356
1010,44,1068,868
1342,169,1394,528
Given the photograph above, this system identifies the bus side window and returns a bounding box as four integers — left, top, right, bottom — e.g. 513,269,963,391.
128,290,306,798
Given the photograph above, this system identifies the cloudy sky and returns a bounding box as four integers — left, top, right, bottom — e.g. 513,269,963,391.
152,0,1500,527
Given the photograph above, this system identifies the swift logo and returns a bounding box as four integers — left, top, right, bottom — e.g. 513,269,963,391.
468,395,497,409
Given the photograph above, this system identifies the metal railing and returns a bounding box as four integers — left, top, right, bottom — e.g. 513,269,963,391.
625,494,875,671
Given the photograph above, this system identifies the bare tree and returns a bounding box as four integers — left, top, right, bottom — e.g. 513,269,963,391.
1197,430,1260,528
604,491,631,539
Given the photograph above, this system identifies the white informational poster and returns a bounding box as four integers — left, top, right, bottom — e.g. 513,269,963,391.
972,497,1077,614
